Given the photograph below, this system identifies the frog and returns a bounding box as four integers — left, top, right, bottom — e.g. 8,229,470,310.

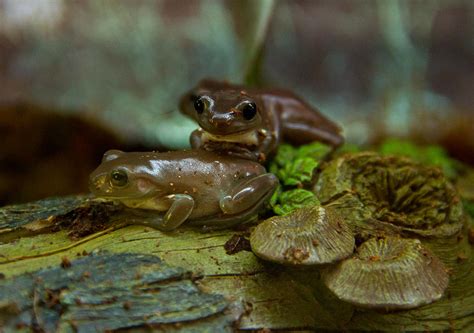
89,149,279,231
179,79,344,163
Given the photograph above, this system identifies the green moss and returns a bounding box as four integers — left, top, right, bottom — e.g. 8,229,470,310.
268,142,330,214
378,139,461,179
271,189,320,216
269,142,331,186
334,143,362,155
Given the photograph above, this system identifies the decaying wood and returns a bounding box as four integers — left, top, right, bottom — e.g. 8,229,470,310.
0,196,473,331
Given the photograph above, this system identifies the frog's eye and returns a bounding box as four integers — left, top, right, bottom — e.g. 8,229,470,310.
241,101,257,120
110,169,128,187
193,96,205,114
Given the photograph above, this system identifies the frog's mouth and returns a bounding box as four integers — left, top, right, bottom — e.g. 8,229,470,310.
200,128,260,146
89,175,159,200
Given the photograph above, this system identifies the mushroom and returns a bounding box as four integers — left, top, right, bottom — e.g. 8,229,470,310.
314,152,464,239
323,236,449,310
250,205,355,265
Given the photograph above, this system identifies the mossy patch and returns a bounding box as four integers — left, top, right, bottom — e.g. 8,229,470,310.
378,139,462,179
268,142,331,214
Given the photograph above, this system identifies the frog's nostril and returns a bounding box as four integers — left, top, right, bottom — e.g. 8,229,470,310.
210,114,232,127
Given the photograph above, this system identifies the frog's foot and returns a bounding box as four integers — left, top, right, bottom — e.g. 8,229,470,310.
190,129,205,149
220,173,278,215
144,194,195,231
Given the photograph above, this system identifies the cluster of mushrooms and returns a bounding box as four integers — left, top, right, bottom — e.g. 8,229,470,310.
250,152,465,310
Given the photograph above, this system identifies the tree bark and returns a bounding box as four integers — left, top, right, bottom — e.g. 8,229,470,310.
0,195,473,331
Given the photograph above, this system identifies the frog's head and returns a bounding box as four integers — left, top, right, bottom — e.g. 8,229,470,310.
89,150,162,201
180,80,263,135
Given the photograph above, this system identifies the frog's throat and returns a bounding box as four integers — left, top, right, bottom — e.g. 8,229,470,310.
200,128,260,145
100,188,159,201
120,195,169,211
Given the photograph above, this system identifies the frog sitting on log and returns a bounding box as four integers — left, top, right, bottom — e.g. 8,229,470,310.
179,79,344,163
89,149,278,231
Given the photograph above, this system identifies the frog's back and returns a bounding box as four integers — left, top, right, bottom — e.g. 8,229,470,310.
146,150,265,176
154,150,267,218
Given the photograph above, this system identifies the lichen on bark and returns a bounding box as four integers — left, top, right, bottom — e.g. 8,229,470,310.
0,252,240,332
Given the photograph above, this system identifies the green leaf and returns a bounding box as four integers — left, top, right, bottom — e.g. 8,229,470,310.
269,185,282,207
295,142,332,160
273,189,320,216
279,157,319,186
270,144,296,169
269,142,331,187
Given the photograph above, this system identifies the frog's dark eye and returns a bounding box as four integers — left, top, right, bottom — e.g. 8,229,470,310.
242,101,257,120
193,96,205,114
110,169,128,187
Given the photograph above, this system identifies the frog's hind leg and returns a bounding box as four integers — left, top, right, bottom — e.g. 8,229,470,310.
280,103,344,147
283,122,344,147
220,173,278,215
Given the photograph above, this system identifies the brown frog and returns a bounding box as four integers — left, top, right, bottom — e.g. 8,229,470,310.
179,79,344,162
89,149,278,231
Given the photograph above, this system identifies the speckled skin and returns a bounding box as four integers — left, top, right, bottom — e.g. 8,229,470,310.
179,79,344,162
89,149,278,230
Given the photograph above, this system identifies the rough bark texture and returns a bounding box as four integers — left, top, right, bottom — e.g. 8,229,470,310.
0,193,473,331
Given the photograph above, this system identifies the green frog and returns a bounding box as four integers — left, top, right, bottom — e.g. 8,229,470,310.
89,149,278,231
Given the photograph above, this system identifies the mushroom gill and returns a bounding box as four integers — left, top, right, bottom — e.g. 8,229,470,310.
323,237,449,310
314,152,464,238
250,205,355,265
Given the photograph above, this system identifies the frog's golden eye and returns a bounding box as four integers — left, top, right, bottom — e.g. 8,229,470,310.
242,101,257,120
193,96,205,114
110,169,128,187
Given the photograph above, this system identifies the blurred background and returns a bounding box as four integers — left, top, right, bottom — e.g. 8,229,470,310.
0,0,473,204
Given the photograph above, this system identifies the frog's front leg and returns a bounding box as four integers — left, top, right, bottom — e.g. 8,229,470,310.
255,128,279,162
148,194,195,231
220,173,278,215
189,129,204,149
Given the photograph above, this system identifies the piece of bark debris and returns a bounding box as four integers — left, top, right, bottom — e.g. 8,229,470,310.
61,256,72,268
52,201,120,239
224,234,251,255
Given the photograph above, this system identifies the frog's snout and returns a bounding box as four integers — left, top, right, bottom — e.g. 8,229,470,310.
209,112,234,128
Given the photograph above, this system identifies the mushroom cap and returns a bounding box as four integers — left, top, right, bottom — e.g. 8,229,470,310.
250,205,355,265
314,152,464,238
323,237,449,310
